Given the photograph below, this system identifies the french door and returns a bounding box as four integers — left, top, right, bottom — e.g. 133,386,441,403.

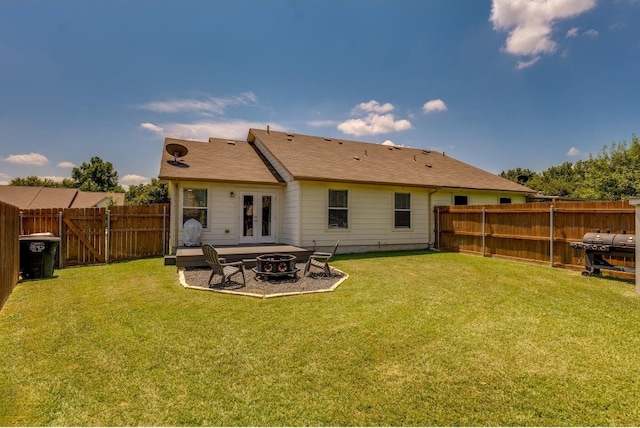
239,193,275,244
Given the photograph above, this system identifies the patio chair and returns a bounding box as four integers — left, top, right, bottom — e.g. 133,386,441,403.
304,240,339,277
202,244,246,288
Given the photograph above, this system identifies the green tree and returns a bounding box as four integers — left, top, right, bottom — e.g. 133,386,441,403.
576,137,640,200
70,156,124,192
125,179,170,205
530,161,580,197
9,175,72,188
499,168,538,185
501,135,640,200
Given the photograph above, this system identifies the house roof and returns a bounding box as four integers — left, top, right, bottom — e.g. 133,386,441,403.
70,191,125,208
248,129,533,193
158,137,285,185
0,186,125,209
157,129,533,194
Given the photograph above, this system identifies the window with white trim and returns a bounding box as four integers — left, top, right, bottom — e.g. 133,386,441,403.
394,192,411,228
328,189,348,228
183,188,208,228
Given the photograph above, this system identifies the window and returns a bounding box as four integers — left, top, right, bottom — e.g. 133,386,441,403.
394,193,411,228
454,195,468,206
328,190,348,228
183,188,208,228
499,197,512,204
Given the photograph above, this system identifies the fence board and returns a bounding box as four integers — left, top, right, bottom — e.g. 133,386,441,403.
435,201,635,272
19,204,170,267
0,202,20,311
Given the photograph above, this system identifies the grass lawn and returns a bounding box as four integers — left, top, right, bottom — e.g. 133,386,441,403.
1,251,640,426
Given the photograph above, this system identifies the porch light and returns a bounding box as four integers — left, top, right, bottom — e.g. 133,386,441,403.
230,192,235,198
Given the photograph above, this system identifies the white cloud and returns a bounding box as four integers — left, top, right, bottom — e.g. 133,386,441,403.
3,153,49,166
137,92,257,115
141,119,281,141
338,113,411,137
422,99,448,113
381,140,395,146
566,147,581,156
584,28,599,37
121,174,150,186
140,122,164,133
57,161,75,168
516,56,541,69
490,0,596,66
338,101,411,137
352,100,395,114
566,27,579,38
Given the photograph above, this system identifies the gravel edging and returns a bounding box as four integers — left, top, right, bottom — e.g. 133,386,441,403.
178,262,348,298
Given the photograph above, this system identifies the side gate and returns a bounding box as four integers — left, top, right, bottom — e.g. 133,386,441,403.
19,204,170,267
61,208,107,266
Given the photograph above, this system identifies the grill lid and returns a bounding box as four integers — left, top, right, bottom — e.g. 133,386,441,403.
582,233,635,248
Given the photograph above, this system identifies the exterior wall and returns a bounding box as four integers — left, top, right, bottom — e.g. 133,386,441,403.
298,182,528,253
170,180,284,248
431,190,527,207
167,175,527,255
298,181,432,253
281,180,301,246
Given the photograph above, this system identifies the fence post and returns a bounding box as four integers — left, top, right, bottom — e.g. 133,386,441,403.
482,206,486,257
105,209,110,264
19,211,23,235
550,205,554,267
58,211,63,268
163,205,167,256
436,207,440,250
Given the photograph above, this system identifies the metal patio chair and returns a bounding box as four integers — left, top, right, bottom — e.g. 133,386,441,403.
202,244,246,288
304,240,339,277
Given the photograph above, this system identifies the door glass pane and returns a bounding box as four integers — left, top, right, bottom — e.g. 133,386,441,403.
261,196,272,237
243,195,254,237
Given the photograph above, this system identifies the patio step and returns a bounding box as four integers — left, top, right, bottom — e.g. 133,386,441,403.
175,245,312,269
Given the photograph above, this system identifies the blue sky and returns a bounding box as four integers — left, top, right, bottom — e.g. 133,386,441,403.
1,0,639,187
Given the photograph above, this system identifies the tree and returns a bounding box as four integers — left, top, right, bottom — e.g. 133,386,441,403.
9,175,75,188
530,161,580,197
70,156,124,193
499,168,538,185
125,179,170,205
500,135,640,200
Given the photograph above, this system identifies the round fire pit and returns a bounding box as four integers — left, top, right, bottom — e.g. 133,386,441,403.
253,254,299,280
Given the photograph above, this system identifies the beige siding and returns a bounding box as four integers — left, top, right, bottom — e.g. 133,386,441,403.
298,183,527,253
174,181,283,247
281,181,300,245
434,190,526,206
299,181,432,252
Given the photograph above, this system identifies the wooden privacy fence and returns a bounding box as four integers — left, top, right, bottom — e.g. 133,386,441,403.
19,204,170,267
1,201,20,311
434,201,635,271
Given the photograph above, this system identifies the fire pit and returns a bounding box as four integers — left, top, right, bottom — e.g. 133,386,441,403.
252,254,299,280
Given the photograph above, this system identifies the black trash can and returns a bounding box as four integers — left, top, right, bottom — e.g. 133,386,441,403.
19,234,61,280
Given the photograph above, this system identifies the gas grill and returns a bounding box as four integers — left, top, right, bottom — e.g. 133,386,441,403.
570,231,636,276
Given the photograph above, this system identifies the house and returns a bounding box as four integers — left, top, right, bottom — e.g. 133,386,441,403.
158,128,533,254
0,186,125,209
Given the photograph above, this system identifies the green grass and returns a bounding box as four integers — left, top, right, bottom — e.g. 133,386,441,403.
1,251,640,426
